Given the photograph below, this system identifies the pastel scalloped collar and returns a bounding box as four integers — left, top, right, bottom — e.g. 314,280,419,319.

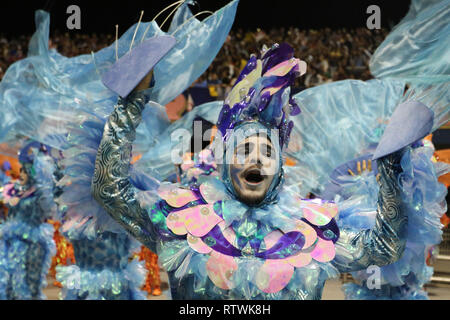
157,180,339,294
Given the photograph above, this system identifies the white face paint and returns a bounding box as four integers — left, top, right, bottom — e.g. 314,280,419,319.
229,135,279,206
19,167,28,185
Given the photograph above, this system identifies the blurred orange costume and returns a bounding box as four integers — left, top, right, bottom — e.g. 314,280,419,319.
424,135,450,228
135,246,161,296
48,219,76,287
0,153,21,179
436,148,450,228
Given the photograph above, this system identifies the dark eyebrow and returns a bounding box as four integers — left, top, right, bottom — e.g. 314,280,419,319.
237,142,253,149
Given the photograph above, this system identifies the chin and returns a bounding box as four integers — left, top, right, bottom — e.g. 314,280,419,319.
236,190,266,206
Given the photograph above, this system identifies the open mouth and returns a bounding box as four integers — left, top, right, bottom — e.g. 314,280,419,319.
244,168,264,184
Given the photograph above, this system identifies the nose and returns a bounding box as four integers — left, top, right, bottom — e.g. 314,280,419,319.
248,154,262,167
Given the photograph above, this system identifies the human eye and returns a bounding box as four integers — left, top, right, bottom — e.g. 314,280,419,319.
245,142,254,156
237,142,253,157
261,144,272,158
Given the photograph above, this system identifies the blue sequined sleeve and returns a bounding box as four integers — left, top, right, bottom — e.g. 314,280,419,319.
332,151,408,273
92,92,159,251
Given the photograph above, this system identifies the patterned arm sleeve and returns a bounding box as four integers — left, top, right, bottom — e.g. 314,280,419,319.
332,150,408,273
91,91,159,251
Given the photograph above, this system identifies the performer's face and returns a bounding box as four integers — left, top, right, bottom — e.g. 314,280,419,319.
19,167,28,185
229,135,278,206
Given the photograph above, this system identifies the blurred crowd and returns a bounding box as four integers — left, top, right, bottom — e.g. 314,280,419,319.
0,27,389,99
0,31,114,81
206,27,389,98
0,35,27,79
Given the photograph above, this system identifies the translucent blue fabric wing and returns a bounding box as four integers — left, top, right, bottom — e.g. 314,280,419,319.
2,2,237,238
168,1,195,33
133,103,176,183
370,0,450,84
0,11,108,150
134,101,171,155
135,101,223,180
132,0,238,173
369,0,449,134
0,86,20,145
152,0,239,105
284,79,405,197
0,1,239,150
34,152,60,219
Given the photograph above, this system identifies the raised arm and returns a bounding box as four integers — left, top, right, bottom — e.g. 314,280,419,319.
332,150,408,273
91,90,159,251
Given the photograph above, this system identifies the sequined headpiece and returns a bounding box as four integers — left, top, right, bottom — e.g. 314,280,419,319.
216,43,306,151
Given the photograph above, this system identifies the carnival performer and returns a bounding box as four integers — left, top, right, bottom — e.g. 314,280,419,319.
135,245,162,296
87,47,405,299
0,0,447,300
0,1,239,299
55,138,148,300
319,138,449,299
0,162,12,186
0,141,57,300
54,1,238,300
279,0,450,299
88,0,448,299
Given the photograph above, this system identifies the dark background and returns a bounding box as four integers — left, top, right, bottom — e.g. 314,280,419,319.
1,0,410,36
